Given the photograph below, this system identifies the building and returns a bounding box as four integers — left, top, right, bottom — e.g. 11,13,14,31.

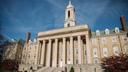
18,1,128,72
0,39,23,71
1,40,23,62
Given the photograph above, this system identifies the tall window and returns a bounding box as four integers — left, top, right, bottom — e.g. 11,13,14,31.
68,10,70,18
93,48,98,57
103,48,108,57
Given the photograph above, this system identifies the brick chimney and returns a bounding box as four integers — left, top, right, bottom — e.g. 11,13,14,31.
120,16,127,31
26,32,31,43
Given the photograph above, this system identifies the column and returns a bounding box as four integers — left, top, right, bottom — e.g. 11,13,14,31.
46,39,51,67
37,41,41,65
86,35,91,64
40,40,45,66
62,37,66,66
70,37,73,64
52,39,58,67
78,36,82,64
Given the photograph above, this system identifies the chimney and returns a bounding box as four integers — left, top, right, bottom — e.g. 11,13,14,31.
26,32,31,43
120,16,127,31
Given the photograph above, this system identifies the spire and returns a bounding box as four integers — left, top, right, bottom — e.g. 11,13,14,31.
67,0,73,8
69,0,72,5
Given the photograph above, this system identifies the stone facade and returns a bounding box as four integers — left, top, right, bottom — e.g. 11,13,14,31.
18,1,128,72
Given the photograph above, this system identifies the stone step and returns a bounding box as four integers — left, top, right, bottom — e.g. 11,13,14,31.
52,67,65,72
35,67,48,72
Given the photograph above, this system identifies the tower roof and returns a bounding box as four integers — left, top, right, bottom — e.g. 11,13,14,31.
67,0,74,8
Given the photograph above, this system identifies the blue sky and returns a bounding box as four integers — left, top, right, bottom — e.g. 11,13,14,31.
0,0,128,40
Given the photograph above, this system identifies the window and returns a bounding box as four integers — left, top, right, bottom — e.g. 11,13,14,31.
113,46,119,56
93,58,99,64
68,10,70,18
67,23,70,27
85,50,86,55
76,59,78,64
101,38,107,45
103,48,108,57
76,48,78,54
92,39,97,44
93,48,98,57
112,36,117,42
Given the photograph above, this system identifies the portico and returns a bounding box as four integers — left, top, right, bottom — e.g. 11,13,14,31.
37,25,91,67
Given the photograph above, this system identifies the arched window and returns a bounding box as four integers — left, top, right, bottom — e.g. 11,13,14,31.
103,48,108,57
68,10,70,18
113,46,119,56
96,30,100,36
105,28,110,35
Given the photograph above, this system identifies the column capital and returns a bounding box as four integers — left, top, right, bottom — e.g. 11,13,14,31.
78,35,81,38
43,40,46,42
55,38,58,41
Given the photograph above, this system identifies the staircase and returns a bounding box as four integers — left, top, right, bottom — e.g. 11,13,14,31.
35,64,103,72
52,67,65,72
35,67,47,72
35,67,65,72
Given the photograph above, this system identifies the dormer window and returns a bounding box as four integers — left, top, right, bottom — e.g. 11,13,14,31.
96,30,100,36
115,27,120,33
105,28,110,35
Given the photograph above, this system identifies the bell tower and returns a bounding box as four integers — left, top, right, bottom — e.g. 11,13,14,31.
64,0,76,27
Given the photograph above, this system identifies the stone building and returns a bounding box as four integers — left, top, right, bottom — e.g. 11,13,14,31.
2,40,23,62
18,1,128,72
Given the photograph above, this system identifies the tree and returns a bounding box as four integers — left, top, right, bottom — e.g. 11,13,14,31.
70,67,74,72
101,53,128,72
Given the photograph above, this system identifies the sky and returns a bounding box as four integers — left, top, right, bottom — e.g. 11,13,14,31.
0,0,128,40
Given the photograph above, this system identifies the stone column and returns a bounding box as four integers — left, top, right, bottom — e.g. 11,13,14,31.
52,39,58,67
62,37,66,66
40,40,45,66
70,37,73,64
86,35,91,64
78,36,82,64
37,41,41,65
46,39,51,67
